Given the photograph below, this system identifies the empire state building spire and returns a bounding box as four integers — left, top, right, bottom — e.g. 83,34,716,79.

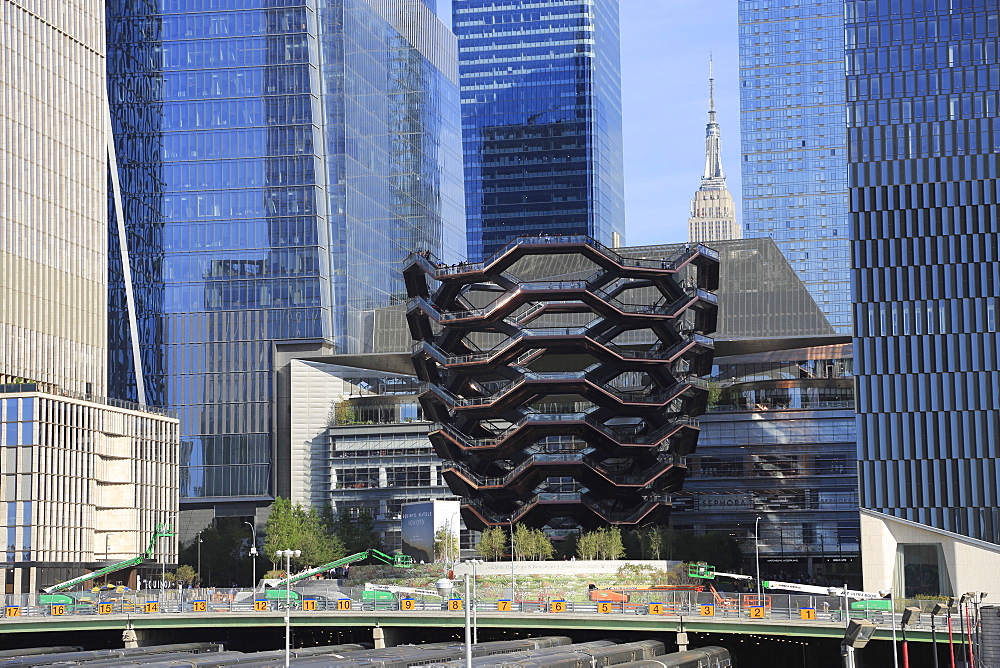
688,58,741,243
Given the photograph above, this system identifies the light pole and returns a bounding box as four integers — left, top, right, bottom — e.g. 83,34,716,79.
880,589,899,668
509,517,516,606
275,549,301,668
245,521,258,591
464,574,472,668
469,559,482,644
754,516,762,606
196,532,203,587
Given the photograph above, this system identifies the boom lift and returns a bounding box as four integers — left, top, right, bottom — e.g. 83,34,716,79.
266,548,412,590
687,562,755,609
41,523,174,598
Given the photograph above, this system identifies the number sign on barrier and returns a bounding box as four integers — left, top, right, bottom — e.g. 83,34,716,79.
497,600,512,612
800,608,817,620
448,599,463,612
550,600,567,613
302,599,318,611
399,599,415,611
253,600,268,612
50,604,66,616
699,604,715,617
145,601,159,614
192,600,207,612
598,601,613,614
749,606,766,619
5,606,20,617
649,603,664,615
98,602,113,615
336,599,352,611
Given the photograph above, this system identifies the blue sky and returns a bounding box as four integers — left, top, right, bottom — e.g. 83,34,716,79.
620,1,741,246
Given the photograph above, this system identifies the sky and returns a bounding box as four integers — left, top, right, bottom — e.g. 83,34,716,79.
620,1,741,247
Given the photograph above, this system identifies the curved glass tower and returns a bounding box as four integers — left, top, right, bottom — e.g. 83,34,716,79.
107,0,465,505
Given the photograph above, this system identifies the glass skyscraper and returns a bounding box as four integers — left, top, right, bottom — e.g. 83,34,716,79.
848,0,1000,543
453,0,625,261
738,0,852,333
106,0,465,505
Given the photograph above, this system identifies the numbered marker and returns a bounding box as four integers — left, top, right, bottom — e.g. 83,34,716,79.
497,600,512,612
550,600,567,613
749,606,765,619
448,599,463,612
192,600,207,612
598,601,613,614
254,600,268,612
98,602,113,615
336,599,352,611
302,599,318,611
649,603,664,615
400,599,415,611
50,604,66,616
5,606,20,617
800,608,817,620
144,601,159,613
699,604,715,617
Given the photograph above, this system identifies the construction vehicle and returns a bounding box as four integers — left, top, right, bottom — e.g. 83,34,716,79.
265,548,412,596
40,523,174,606
587,583,704,604
762,580,886,600
362,583,443,603
687,562,759,609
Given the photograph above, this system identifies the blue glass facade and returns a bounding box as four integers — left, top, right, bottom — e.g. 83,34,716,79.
453,0,625,261
848,0,1000,542
107,0,464,502
738,0,852,333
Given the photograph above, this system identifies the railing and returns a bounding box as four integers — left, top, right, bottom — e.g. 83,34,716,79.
425,375,708,412
0,586,961,635
444,453,685,488
431,414,699,451
0,384,174,417
408,236,719,279
706,400,856,413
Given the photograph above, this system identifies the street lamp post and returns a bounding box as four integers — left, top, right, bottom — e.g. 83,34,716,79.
509,517,516,606
275,549,301,668
196,532,203,587
245,521,258,591
755,516,762,606
469,559,482,644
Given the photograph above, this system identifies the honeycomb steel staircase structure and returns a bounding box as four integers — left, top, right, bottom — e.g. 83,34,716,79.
403,236,720,531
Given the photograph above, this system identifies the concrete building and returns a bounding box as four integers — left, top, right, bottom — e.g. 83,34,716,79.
688,64,741,244
0,386,178,593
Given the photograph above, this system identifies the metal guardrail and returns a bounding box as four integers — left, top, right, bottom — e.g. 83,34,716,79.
0,588,960,635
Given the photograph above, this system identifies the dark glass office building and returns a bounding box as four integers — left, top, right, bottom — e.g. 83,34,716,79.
848,1,1000,543
106,0,465,516
453,0,625,261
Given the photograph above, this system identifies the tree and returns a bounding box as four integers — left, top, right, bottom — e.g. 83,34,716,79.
527,528,554,561
434,524,459,564
263,497,345,571
476,526,507,561
331,508,383,554
168,564,197,586
576,527,625,560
